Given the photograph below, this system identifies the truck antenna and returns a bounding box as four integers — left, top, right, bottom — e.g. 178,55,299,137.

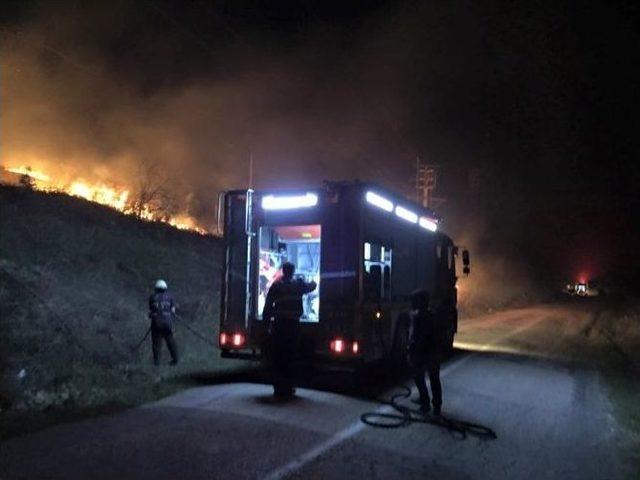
248,150,254,189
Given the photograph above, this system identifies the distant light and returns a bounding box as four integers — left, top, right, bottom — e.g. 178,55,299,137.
219,333,228,346
352,341,359,354
365,191,394,212
262,193,318,210
419,217,438,232
301,232,312,238
364,242,371,260
374,311,382,319
395,206,418,223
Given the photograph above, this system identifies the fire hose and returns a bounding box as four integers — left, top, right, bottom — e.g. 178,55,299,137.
132,314,217,351
360,385,497,440
131,326,152,352
173,314,218,347
131,313,218,352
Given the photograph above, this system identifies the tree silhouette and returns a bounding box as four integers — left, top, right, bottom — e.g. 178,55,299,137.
128,158,176,220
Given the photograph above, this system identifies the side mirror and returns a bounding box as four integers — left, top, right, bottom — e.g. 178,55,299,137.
462,249,470,276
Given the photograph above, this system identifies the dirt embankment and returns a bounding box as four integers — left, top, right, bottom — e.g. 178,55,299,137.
0,186,240,437
582,300,640,462
582,301,640,372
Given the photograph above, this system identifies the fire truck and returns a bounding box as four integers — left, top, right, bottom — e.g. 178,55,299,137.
217,181,469,367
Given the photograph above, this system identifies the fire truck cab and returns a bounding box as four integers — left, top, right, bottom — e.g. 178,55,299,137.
218,181,463,367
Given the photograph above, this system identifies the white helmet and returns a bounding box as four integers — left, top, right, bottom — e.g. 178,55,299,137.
155,279,168,290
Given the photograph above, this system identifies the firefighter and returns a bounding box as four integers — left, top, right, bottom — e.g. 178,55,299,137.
439,287,458,355
408,289,445,415
262,262,317,398
149,279,179,366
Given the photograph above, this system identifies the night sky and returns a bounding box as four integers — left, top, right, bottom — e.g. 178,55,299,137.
1,0,639,286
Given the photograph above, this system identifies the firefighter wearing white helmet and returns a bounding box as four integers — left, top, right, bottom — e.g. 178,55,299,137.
148,279,178,366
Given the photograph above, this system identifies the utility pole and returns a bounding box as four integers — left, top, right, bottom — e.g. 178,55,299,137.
415,156,420,203
415,157,437,209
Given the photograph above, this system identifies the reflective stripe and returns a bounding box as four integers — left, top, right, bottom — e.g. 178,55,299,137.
321,270,356,279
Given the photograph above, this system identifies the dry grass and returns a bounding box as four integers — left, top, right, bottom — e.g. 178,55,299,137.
585,302,640,467
589,303,640,369
0,186,248,439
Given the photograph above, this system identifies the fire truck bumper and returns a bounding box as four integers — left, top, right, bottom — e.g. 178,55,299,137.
221,349,262,361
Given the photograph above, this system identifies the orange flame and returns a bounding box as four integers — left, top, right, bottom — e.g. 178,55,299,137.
3,165,207,235
6,166,51,182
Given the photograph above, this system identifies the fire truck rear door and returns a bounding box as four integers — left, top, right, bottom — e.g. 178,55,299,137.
221,190,254,332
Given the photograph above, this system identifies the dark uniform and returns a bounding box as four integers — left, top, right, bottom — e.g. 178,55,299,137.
149,291,179,366
437,293,457,355
262,275,316,397
408,290,447,415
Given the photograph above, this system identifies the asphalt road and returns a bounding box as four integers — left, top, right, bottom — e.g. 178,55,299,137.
0,303,633,479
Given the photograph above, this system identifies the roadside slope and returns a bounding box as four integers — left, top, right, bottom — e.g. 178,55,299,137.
0,185,239,437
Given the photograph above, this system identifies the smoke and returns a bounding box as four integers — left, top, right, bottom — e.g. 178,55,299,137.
0,1,560,304
455,232,549,315
2,1,637,296
1,9,267,224
1,1,426,228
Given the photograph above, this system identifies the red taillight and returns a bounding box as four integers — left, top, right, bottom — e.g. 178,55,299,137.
330,339,345,353
220,332,245,348
232,333,245,347
330,338,360,355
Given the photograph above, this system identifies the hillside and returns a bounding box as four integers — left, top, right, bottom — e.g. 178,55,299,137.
0,185,243,437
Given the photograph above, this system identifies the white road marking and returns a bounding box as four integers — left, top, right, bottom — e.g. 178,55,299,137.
262,313,546,480
261,413,372,480
262,357,466,480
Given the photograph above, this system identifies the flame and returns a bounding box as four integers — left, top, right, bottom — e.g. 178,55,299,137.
3,165,207,235
6,166,51,182
167,214,204,232
68,180,130,210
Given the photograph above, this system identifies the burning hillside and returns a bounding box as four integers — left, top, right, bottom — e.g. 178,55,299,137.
2,165,207,234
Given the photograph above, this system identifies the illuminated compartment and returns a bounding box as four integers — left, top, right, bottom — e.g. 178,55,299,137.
257,224,321,322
